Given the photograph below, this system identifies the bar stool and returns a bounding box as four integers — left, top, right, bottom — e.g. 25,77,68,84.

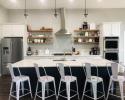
106,62,125,100
56,63,79,100
81,63,105,100
8,63,33,100
34,63,57,100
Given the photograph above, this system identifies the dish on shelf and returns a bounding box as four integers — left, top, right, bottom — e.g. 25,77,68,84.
38,35,44,37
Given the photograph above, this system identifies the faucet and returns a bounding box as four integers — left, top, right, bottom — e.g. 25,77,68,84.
63,51,66,60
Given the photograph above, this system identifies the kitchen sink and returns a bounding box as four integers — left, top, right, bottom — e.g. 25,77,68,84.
53,58,76,61
53,52,72,56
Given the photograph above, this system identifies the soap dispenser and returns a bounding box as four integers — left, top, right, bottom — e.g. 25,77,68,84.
26,46,32,56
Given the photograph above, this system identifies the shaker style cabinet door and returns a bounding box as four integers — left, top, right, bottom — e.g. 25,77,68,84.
103,23,112,36
111,22,120,36
102,22,120,37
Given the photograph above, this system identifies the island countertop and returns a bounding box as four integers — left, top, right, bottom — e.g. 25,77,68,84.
24,54,102,58
12,57,113,68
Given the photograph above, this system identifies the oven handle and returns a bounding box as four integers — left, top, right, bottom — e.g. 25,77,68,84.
104,39,119,41
104,51,119,53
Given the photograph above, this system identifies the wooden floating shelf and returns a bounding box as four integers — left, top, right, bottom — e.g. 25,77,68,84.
27,25,53,33
28,42,52,44
74,36,99,38
73,28,100,45
28,30,53,33
74,29,99,32
27,25,53,45
28,37,53,39
74,42,99,44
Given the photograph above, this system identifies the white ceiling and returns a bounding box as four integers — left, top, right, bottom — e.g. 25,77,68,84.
0,0,125,9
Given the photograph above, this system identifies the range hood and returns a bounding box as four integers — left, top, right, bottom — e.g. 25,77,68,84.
55,8,71,35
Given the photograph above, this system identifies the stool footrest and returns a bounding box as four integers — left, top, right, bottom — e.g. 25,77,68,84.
84,90,104,94
83,90,105,100
59,89,77,94
10,89,31,99
58,89,78,99
36,89,56,99
109,93,125,98
59,94,78,99
84,94,105,100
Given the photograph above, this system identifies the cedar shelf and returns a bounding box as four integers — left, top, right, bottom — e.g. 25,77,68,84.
74,29,99,32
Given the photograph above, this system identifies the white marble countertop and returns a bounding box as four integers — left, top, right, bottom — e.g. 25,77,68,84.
12,57,112,68
25,54,102,57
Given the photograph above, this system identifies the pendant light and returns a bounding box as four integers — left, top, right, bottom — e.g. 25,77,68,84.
83,0,88,30
24,0,28,19
84,0,88,19
54,0,58,17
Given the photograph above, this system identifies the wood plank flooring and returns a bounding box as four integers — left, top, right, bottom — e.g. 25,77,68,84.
0,75,123,100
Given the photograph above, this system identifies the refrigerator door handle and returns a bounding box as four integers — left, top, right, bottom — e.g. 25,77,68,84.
10,40,13,59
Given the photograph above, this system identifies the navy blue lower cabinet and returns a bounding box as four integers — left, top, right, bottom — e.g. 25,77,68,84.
14,66,111,98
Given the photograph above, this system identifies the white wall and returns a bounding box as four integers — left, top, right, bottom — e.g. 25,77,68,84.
0,5,8,39
0,5,8,24
0,5,8,76
7,8,125,62
0,5,8,38
124,31,125,65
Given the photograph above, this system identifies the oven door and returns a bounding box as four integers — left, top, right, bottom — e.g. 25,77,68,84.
104,39,118,50
104,51,119,62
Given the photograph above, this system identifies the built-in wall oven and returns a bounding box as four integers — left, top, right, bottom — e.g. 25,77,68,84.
104,37,119,51
103,37,119,63
103,50,119,63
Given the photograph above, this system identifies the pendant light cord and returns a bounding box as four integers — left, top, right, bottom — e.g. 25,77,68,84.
84,0,88,18
24,0,28,19
55,0,57,11
54,0,57,17
25,0,26,13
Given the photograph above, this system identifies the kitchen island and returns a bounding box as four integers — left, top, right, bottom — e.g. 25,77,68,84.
12,57,116,97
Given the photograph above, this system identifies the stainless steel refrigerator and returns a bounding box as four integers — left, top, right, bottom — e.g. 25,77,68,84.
1,37,23,75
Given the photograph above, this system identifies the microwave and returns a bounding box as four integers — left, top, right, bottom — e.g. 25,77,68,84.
104,37,119,50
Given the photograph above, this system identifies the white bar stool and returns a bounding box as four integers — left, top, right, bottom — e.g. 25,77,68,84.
34,63,57,100
56,63,79,100
8,63,33,100
81,63,105,100
106,62,125,100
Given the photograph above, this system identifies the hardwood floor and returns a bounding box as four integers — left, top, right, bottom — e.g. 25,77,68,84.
0,75,10,100
0,75,123,100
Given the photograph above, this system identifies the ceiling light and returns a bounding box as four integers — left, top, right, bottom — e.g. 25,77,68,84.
69,0,75,3
40,0,45,3
10,0,17,3
98,0,102,2
65,32,72,35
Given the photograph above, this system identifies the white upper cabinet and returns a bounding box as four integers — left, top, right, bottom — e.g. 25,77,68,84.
111,22,120,36
102,22,121,37
2,24,26,37
103,23,112,36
